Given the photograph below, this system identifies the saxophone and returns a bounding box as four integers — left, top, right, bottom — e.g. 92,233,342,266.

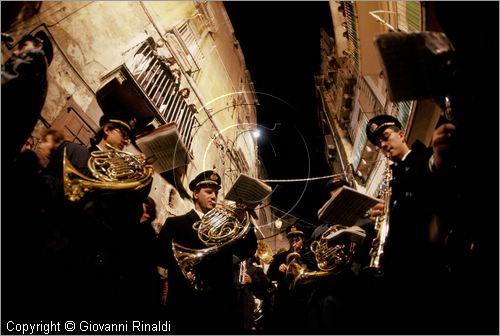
369,154,393,271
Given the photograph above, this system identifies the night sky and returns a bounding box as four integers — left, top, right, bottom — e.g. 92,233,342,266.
224,2,334,231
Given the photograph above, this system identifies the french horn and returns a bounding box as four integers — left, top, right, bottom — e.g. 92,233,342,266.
63,147,153,202
286,224,365,289
172,202,252,290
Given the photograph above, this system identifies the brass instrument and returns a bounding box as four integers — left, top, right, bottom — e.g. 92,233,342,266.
286,224,365,289
63,146,153,202
369,154,393,271
172,202,252,290
256,240,274,264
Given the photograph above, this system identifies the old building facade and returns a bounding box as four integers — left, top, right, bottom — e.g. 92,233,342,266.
2,1,270,228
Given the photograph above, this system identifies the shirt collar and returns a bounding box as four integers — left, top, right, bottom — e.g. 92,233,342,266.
194,209,204,219
401,149,412,161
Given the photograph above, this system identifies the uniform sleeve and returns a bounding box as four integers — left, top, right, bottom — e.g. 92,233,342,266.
67,144,91,177
157,218,174,269
233,223,258,261
248,265,273,300
267,252,286,282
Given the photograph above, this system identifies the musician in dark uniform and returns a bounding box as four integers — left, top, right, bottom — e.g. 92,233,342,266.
157,170,257,332
2,31,53,166
306,177,369,332
267,226,315,331
233,254,274,331
73,113,155,319
4,128,91,320
363,114,446,331
429,4,499,332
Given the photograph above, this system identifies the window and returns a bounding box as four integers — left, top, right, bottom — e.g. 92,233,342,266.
51,98,98,146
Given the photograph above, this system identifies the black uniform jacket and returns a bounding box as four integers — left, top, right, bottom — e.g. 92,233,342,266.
157,209,257,331
383,140,439,275
2,48,48,164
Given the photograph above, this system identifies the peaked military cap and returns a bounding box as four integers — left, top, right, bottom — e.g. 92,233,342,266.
286,225,304,239
189,170,222,191
99,113,137,139
365,114,402,145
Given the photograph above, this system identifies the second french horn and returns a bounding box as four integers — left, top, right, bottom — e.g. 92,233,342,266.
286,224,365,289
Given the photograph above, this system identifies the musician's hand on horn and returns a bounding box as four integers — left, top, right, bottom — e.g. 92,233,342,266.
243,273,252,285
137,153,154,171
278,263,288,273
369,201,385,223
233,199,247,221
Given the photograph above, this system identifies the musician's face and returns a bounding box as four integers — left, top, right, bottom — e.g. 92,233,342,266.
377,128,408,161
289,236,303,252
104,126,130,150
194,186,219,214
36,134,58,166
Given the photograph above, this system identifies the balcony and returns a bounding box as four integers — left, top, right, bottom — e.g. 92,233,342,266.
96,37,199,151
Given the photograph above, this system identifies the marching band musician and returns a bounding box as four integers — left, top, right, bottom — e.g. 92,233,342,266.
2,31,53,166
5,128,91,320
305,177,369,331
362,114,448,331
232,254,274,331
267,225,315,331
73,113,156,319
156,170,257,332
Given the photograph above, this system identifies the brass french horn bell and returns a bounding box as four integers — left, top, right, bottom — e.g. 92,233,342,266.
172,202,252,290
63,147,153,201
286,224,361,289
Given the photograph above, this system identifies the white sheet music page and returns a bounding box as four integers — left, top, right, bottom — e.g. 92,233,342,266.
317,186,379,226
135,122,192,173
224,174,272,207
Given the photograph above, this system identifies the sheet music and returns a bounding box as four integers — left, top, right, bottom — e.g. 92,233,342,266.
136,122,191,173
225,174,272,207
317,186,379,226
